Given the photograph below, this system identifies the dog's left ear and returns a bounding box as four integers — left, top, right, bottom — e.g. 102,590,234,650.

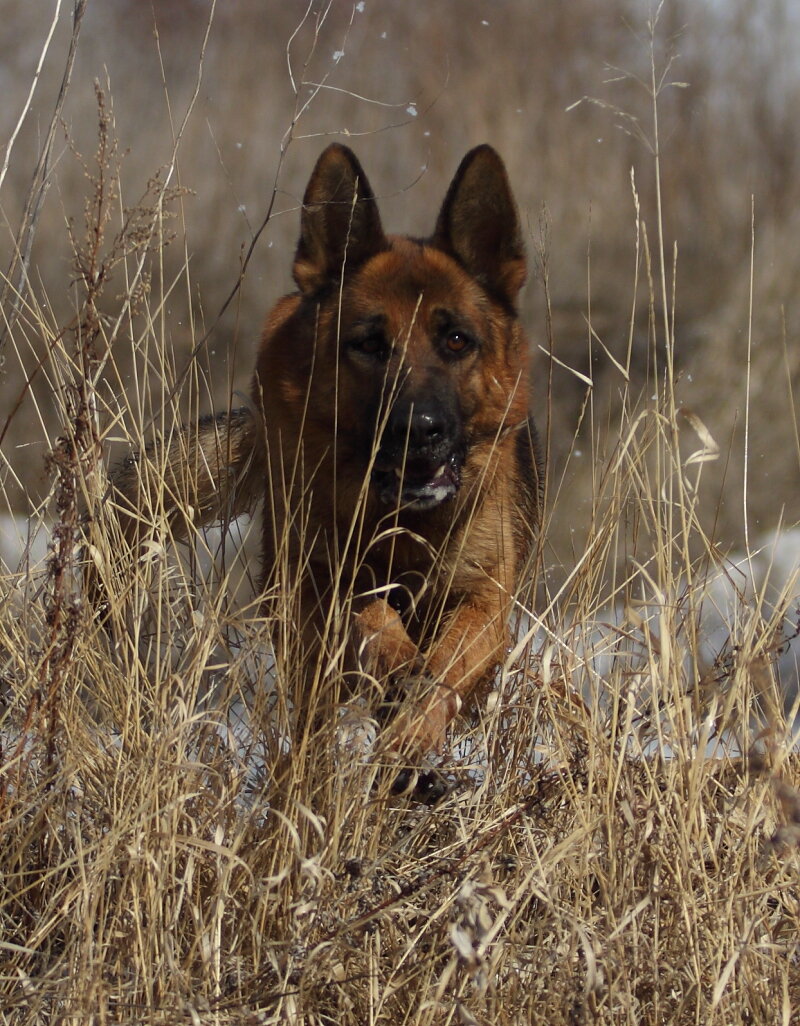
433,145,526,307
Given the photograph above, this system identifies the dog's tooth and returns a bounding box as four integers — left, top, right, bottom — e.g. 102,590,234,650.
394,467,403,478
434,465,445,478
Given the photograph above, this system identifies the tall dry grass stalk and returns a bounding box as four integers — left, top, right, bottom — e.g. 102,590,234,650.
1,4,799,1024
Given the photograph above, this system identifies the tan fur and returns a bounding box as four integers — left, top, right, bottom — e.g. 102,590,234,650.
103,144,543,772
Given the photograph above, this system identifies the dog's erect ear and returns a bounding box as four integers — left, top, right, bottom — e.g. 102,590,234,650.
293,144,388,295
433,145,526,307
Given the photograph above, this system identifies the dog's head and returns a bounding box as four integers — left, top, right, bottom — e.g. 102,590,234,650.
291,143,529,512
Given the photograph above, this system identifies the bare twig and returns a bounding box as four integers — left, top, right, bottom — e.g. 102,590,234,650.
0,0,62,195
0,0,87,360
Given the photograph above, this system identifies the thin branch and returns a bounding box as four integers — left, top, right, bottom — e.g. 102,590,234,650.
0,0,62,195
0,0,87,360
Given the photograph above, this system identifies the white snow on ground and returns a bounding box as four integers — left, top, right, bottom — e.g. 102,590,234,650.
510,530,800,731
2,514,799,782
0,512,49,574
697,530,800,702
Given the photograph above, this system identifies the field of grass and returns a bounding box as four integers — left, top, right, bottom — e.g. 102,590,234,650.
1,2,800,1023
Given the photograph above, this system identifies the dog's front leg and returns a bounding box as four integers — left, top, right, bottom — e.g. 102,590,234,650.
384,581,511,757
353,573,512,761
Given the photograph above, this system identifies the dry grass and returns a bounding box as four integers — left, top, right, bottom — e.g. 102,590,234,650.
2,3,800,1024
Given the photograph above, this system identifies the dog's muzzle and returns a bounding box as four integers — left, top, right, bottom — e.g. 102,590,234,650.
371,395,464,511
373,451,461,510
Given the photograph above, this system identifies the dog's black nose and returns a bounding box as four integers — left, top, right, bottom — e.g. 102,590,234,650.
387,396,453,454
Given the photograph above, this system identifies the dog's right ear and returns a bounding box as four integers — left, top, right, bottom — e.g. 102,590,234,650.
293,144,388,295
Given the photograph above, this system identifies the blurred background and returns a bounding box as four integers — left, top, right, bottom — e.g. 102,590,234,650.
1,0,799,564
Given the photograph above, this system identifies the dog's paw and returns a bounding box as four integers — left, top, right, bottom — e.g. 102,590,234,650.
389,764,452,804
382,675,461,757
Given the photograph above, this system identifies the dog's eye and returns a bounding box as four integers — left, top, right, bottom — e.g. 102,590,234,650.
444,330,472,355
350,334,387,359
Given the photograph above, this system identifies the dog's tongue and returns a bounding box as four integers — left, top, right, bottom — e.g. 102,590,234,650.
400,457,448,486
373,451,461,510
391,460,459,509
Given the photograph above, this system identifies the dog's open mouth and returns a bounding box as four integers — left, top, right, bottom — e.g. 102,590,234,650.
373,453,461,510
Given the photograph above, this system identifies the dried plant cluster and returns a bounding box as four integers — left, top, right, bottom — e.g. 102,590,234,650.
1,3,799,1024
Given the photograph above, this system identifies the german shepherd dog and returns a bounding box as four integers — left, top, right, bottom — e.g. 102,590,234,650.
105,143,542,790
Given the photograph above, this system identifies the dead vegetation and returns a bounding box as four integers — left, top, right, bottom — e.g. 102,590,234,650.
1,2,800,1023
